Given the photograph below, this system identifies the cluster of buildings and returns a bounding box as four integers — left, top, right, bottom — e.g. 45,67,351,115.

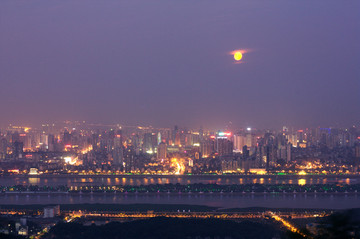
0,122,359,175
0,205,61,237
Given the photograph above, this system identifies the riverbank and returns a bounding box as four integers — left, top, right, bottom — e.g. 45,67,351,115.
1,183,360,193
2,174,360,179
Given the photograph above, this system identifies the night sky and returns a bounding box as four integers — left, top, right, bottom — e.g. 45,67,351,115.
0,0,359,129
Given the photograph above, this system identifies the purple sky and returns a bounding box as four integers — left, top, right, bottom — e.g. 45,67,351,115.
0,0,359,129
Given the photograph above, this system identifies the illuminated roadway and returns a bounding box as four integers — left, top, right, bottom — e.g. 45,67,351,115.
0,208,328,221
66,211,263,219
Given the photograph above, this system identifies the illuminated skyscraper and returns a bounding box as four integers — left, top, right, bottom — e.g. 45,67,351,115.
233,134,245,152
157,132,161,145
245,133,253,148
143,133,155,153
200,140,213,158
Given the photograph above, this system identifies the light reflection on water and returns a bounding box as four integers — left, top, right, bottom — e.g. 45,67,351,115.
28,177,40,184
1,176,359,187
298,179,306,186
346,178,350,184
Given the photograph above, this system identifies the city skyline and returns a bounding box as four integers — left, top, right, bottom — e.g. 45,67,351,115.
1,120,359,133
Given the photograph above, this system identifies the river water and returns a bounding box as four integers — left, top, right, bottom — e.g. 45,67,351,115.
0,192,358,209
1,175,359,209
1,175,358,186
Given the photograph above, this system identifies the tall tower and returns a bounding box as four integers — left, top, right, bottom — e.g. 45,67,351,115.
157,132,161,145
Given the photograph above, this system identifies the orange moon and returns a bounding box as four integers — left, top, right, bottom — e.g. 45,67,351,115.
234,51,243,61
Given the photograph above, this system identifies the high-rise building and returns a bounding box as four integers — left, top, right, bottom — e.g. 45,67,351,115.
355,145,360,158
13,141,23,159
157,142,167,160
143,133,155,153
157,132,161,145
63,130,71,146
216,138,233,156
241,145,251,172
221,159,238,172
122,145,139,172
40,134,49,150
200,140,213,158
174,132,181,146
233,134,245,152
185,133,193,146
245,133,253,148
286,134,298,147
277,143,292,162
112,135,123,167
199,127,203,142
0,137,7,159
286,143,292,162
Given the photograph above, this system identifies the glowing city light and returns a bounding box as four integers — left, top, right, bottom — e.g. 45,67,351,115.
298,170,307,176
64,156,79,165
218,132,232,136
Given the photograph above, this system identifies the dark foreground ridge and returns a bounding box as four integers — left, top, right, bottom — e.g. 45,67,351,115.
42,217,281,239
